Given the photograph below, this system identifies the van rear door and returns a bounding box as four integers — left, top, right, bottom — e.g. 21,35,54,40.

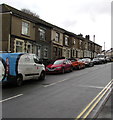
32,54,43,79
0,60,5,81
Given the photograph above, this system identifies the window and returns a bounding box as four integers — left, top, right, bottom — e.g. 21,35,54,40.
73,39,76,45
16,40,24,52
79,40,82,48
22,21,30,36
65,36,69,46
55,32,60,42
44,47,48,58
80,40,82,45
39,28,46,41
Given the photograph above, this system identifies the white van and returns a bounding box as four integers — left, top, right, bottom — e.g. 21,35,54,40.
0,53,46,86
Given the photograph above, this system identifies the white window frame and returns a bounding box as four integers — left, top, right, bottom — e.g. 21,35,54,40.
65,36,69,46
15,39,25,53
73,39,76,45
22,20,30,36
55,32,60,42
39,28,46,41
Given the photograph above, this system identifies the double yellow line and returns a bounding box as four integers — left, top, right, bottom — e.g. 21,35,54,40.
76,79,113,119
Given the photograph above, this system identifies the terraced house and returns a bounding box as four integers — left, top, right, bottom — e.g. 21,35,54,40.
0,4,102,62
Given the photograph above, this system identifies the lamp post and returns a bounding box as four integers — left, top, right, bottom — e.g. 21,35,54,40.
104,42,106,57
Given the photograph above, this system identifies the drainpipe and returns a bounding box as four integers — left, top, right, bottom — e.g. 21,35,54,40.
8,11,12,52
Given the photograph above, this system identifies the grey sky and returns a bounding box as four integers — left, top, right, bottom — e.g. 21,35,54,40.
1,0,112,50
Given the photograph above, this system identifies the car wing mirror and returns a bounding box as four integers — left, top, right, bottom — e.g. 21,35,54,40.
38,61,43,64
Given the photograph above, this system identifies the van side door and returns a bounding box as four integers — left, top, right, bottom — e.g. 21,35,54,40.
18,54,33,80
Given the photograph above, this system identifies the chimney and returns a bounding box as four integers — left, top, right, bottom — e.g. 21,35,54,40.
78,33,83,37
93,35,95,42
85,35,90,40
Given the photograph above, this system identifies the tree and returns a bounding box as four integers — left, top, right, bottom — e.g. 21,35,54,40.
21,8,40,18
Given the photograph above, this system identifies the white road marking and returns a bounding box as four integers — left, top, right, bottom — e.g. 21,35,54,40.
0,94,23,103
78,85,104,89
43,78,70,87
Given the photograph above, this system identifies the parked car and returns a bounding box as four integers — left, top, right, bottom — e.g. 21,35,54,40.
46,59,73,74
106,57,111,62
96,54,107,64
82,58,94,67
111,57,113,62
92,58,102,65
68,58,85,70
98,57,107,64
0,53,46,86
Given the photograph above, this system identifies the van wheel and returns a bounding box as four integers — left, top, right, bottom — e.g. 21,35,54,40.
39,71,45,80
16,75,23,86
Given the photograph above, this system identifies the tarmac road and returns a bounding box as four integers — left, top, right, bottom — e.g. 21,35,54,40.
2,62,112,119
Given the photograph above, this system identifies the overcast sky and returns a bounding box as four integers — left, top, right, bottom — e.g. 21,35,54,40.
1,0,112,50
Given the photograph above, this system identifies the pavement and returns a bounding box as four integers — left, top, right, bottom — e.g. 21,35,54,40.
97,93,113,120
96,63,113,120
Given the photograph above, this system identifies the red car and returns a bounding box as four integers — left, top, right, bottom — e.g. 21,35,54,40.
68,58,85,69
46,59,73,74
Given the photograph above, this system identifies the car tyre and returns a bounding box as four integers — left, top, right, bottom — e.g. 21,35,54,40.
83,64,85,69
39,71,45,80
70,66,73,72
78,65,81,70
62,68,65,74
16,75,23,86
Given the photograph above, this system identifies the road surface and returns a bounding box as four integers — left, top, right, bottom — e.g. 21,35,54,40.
2,62,112,119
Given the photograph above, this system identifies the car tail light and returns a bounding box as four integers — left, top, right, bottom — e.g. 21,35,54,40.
6,57,9,75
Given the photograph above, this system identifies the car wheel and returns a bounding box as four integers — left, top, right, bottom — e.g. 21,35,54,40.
39,71,45,80
70,66,73,72
83,64,85,68
62,68,65,74
78,65,81,70
89,63,91,67
16,75,23,86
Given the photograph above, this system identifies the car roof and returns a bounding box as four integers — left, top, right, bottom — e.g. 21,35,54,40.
56,59,66,61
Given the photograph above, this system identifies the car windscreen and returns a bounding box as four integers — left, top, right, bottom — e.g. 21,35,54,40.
78,59,82,62
82,59,90,62
53,60,63,65
93,58,98,60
